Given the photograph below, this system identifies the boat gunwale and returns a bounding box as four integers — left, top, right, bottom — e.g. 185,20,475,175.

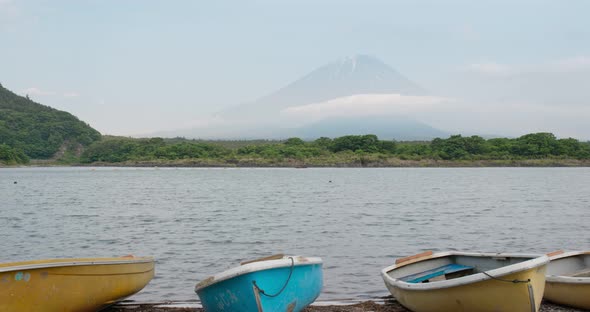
194,256,322,292
0,257,154,273
381,251,548,290
546,250,590,284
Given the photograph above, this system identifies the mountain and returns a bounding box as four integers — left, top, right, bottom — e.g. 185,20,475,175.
156,55,446,140
222,54,427,118
0,83,101,160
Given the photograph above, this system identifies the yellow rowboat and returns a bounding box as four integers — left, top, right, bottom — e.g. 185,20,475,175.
381,251,548,312
544,250,590,310
0,256,155,311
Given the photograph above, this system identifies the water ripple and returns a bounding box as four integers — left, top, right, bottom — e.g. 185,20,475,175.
1,167,589,302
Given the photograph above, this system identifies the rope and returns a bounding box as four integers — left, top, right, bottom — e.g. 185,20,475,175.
482,271,536,312
482,271,530,283
252,257,294,298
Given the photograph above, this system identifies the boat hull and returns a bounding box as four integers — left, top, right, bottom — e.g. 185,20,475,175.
385,266,546,312
545,251,590,310
0,257,154,312
545,281,590,309
196,256,322,312
381,251,548,312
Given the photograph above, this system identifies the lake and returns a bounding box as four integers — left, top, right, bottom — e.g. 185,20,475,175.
1,167,589,302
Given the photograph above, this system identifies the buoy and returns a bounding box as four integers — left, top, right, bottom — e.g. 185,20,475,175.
14,181,17,184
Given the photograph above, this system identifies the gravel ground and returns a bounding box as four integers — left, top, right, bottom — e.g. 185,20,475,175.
106,300,585,312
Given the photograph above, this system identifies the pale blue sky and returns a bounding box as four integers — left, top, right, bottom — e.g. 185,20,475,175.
1,0,589,137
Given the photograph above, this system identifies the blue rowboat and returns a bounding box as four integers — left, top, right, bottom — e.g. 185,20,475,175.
195,254,323,312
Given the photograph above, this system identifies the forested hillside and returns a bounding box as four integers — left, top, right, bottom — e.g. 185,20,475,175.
0,83,101,164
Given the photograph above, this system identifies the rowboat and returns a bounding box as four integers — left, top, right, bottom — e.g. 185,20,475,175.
381,251,548,312
0,256,155,311
544,250,590,309
195,254,323,312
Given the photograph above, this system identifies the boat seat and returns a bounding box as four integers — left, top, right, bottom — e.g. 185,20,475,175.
401,264,474,283
568,268,590,277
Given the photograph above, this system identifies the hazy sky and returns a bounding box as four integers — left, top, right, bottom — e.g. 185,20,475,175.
1,0,589,138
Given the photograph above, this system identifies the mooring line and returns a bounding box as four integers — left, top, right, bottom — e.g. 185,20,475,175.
252,256,294,298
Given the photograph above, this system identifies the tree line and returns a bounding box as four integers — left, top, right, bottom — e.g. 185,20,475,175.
77,133,590,164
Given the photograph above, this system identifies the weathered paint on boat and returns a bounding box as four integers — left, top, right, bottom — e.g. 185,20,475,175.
195,255,322,312
0,256,155,311
545,250,590,310
381,251,548,312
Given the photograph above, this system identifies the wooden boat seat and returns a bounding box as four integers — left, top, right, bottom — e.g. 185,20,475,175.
567,268,590,277
401,264,475,283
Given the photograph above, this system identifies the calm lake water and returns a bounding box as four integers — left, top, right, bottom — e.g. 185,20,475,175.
1,167,589,302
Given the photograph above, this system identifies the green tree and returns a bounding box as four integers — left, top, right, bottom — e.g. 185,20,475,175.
513,133,558,157
331,134,380,153
284,137,305,146
0,144,29,164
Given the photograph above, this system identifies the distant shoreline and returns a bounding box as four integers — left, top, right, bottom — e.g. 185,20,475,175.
3,158,590,168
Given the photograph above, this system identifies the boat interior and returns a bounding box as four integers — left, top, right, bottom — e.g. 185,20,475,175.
547,253,590,277
387,253,536,284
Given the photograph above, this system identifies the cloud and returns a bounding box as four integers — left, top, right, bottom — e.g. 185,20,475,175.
0,0,18,24
418,99,590,140
23,87,56,96
455,24,480,41
281,93,453,121
63,92,80,98
464,63,514,76
465,56,590,77
23,87,82,98
550,56,590,72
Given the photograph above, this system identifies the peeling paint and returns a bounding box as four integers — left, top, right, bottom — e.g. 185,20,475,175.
287,301,297,312
195,276,215,289
296,256,310,263
213,288,240,311
12,272,31,282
